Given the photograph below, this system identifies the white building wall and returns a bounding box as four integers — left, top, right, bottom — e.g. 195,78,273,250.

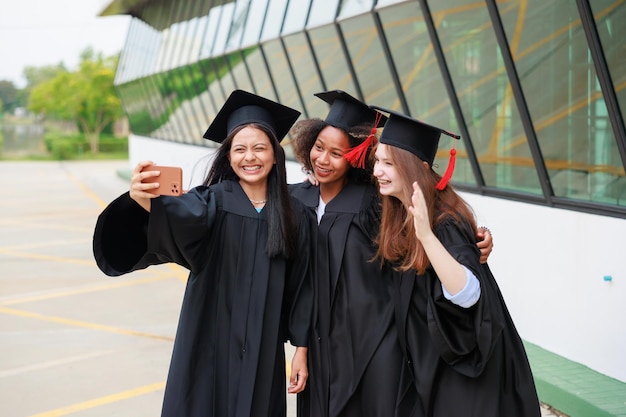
127,134,626,383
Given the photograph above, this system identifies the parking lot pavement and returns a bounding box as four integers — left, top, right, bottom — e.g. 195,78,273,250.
0,160,186,417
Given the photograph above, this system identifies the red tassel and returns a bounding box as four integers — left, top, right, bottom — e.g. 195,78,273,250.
343,112,383,169
343,130,375,168
436,148,456,190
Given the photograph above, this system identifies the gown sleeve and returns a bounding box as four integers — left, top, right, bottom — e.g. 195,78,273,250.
426,218,506,377
92,187,217,276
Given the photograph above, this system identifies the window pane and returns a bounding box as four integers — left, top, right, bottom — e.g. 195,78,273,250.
337,0,374,19
262,40,301,112
498,0,624,205
117,80,153,136
261,0,288,41
282,0,311,35
589,1,626,206
339,13,396,105
199,7,221,59
283,33,325,118
241,0,269,46
435,0,541,193
308,0,339,27
243,48,277,100
378,2,475,187
227,51,256,93
308,24,358,95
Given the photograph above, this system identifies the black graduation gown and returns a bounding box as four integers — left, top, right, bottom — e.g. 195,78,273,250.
290,181,403,417
92,180,312,417
393,218,540,417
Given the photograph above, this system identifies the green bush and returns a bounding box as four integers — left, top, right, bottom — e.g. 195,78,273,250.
43,132,127,160
98,135,128,153
50,139,77,160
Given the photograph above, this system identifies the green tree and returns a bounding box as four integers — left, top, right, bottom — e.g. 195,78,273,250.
21,63,67,110
28,49,122,154
23,63,67,87
0,80,18,113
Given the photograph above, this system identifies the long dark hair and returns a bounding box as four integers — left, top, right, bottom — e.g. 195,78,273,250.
202,123,297,259
375,145,476,274
289,118,375,184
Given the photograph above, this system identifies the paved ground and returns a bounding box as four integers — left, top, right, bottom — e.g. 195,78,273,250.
0,160,562,417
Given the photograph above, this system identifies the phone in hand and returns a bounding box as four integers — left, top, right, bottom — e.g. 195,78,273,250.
141,165,183,196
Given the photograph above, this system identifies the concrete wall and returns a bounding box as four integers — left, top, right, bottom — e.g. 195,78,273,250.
127,134,626,383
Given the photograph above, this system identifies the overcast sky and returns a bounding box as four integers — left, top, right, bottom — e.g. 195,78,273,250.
0,0,130,88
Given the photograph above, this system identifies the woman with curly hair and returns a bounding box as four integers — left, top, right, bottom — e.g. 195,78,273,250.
288,91,494,417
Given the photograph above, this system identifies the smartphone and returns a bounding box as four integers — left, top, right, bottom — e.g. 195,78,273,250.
141,165,183,196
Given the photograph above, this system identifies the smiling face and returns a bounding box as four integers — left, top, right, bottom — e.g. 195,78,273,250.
229,125,275,188
309,125,351,190
373,143,404,199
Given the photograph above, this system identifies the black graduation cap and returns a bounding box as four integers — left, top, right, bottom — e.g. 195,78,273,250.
314,90,387,131
203,89,301,143
372,106,460,190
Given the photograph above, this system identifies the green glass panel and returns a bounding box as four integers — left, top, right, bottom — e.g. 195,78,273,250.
244,48,277,100
589,0,626,206
378,2,476,187
339,14,395,103
434,0,541,193
308,24,358,95
498,0,624,205
117,80,153,136
262,39,301,112
283,33,325,118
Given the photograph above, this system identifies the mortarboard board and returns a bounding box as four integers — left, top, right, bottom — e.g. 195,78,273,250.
314,90,386,131
315,90,387,169
371,106,460,190
203,89,301,144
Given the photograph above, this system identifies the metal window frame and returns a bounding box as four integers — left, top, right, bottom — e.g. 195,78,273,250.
485,0,553,201
418,0,485,190
576,0,626,168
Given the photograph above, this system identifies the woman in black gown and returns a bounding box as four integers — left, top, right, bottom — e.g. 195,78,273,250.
372,107,540,417
289,91,494,417
93,90,313,417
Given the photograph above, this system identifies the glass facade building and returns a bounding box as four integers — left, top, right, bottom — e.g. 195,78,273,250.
104,0,626,219
101,2,626,408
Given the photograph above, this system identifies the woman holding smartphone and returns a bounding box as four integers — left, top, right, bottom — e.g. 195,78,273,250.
93,90,312,417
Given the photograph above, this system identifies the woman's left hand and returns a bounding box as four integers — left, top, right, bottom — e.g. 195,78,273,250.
288,347,308,394
408,181,433,242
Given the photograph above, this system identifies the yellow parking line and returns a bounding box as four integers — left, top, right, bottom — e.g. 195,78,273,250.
1,274,172,306
0,306,174,342
0,248,94,266
27,382,166,417
66,172,110,209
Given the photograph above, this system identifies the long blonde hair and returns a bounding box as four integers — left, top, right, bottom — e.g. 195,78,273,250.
375,145,476,274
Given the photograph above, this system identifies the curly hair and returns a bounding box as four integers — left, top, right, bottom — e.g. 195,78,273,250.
289,118,376,184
